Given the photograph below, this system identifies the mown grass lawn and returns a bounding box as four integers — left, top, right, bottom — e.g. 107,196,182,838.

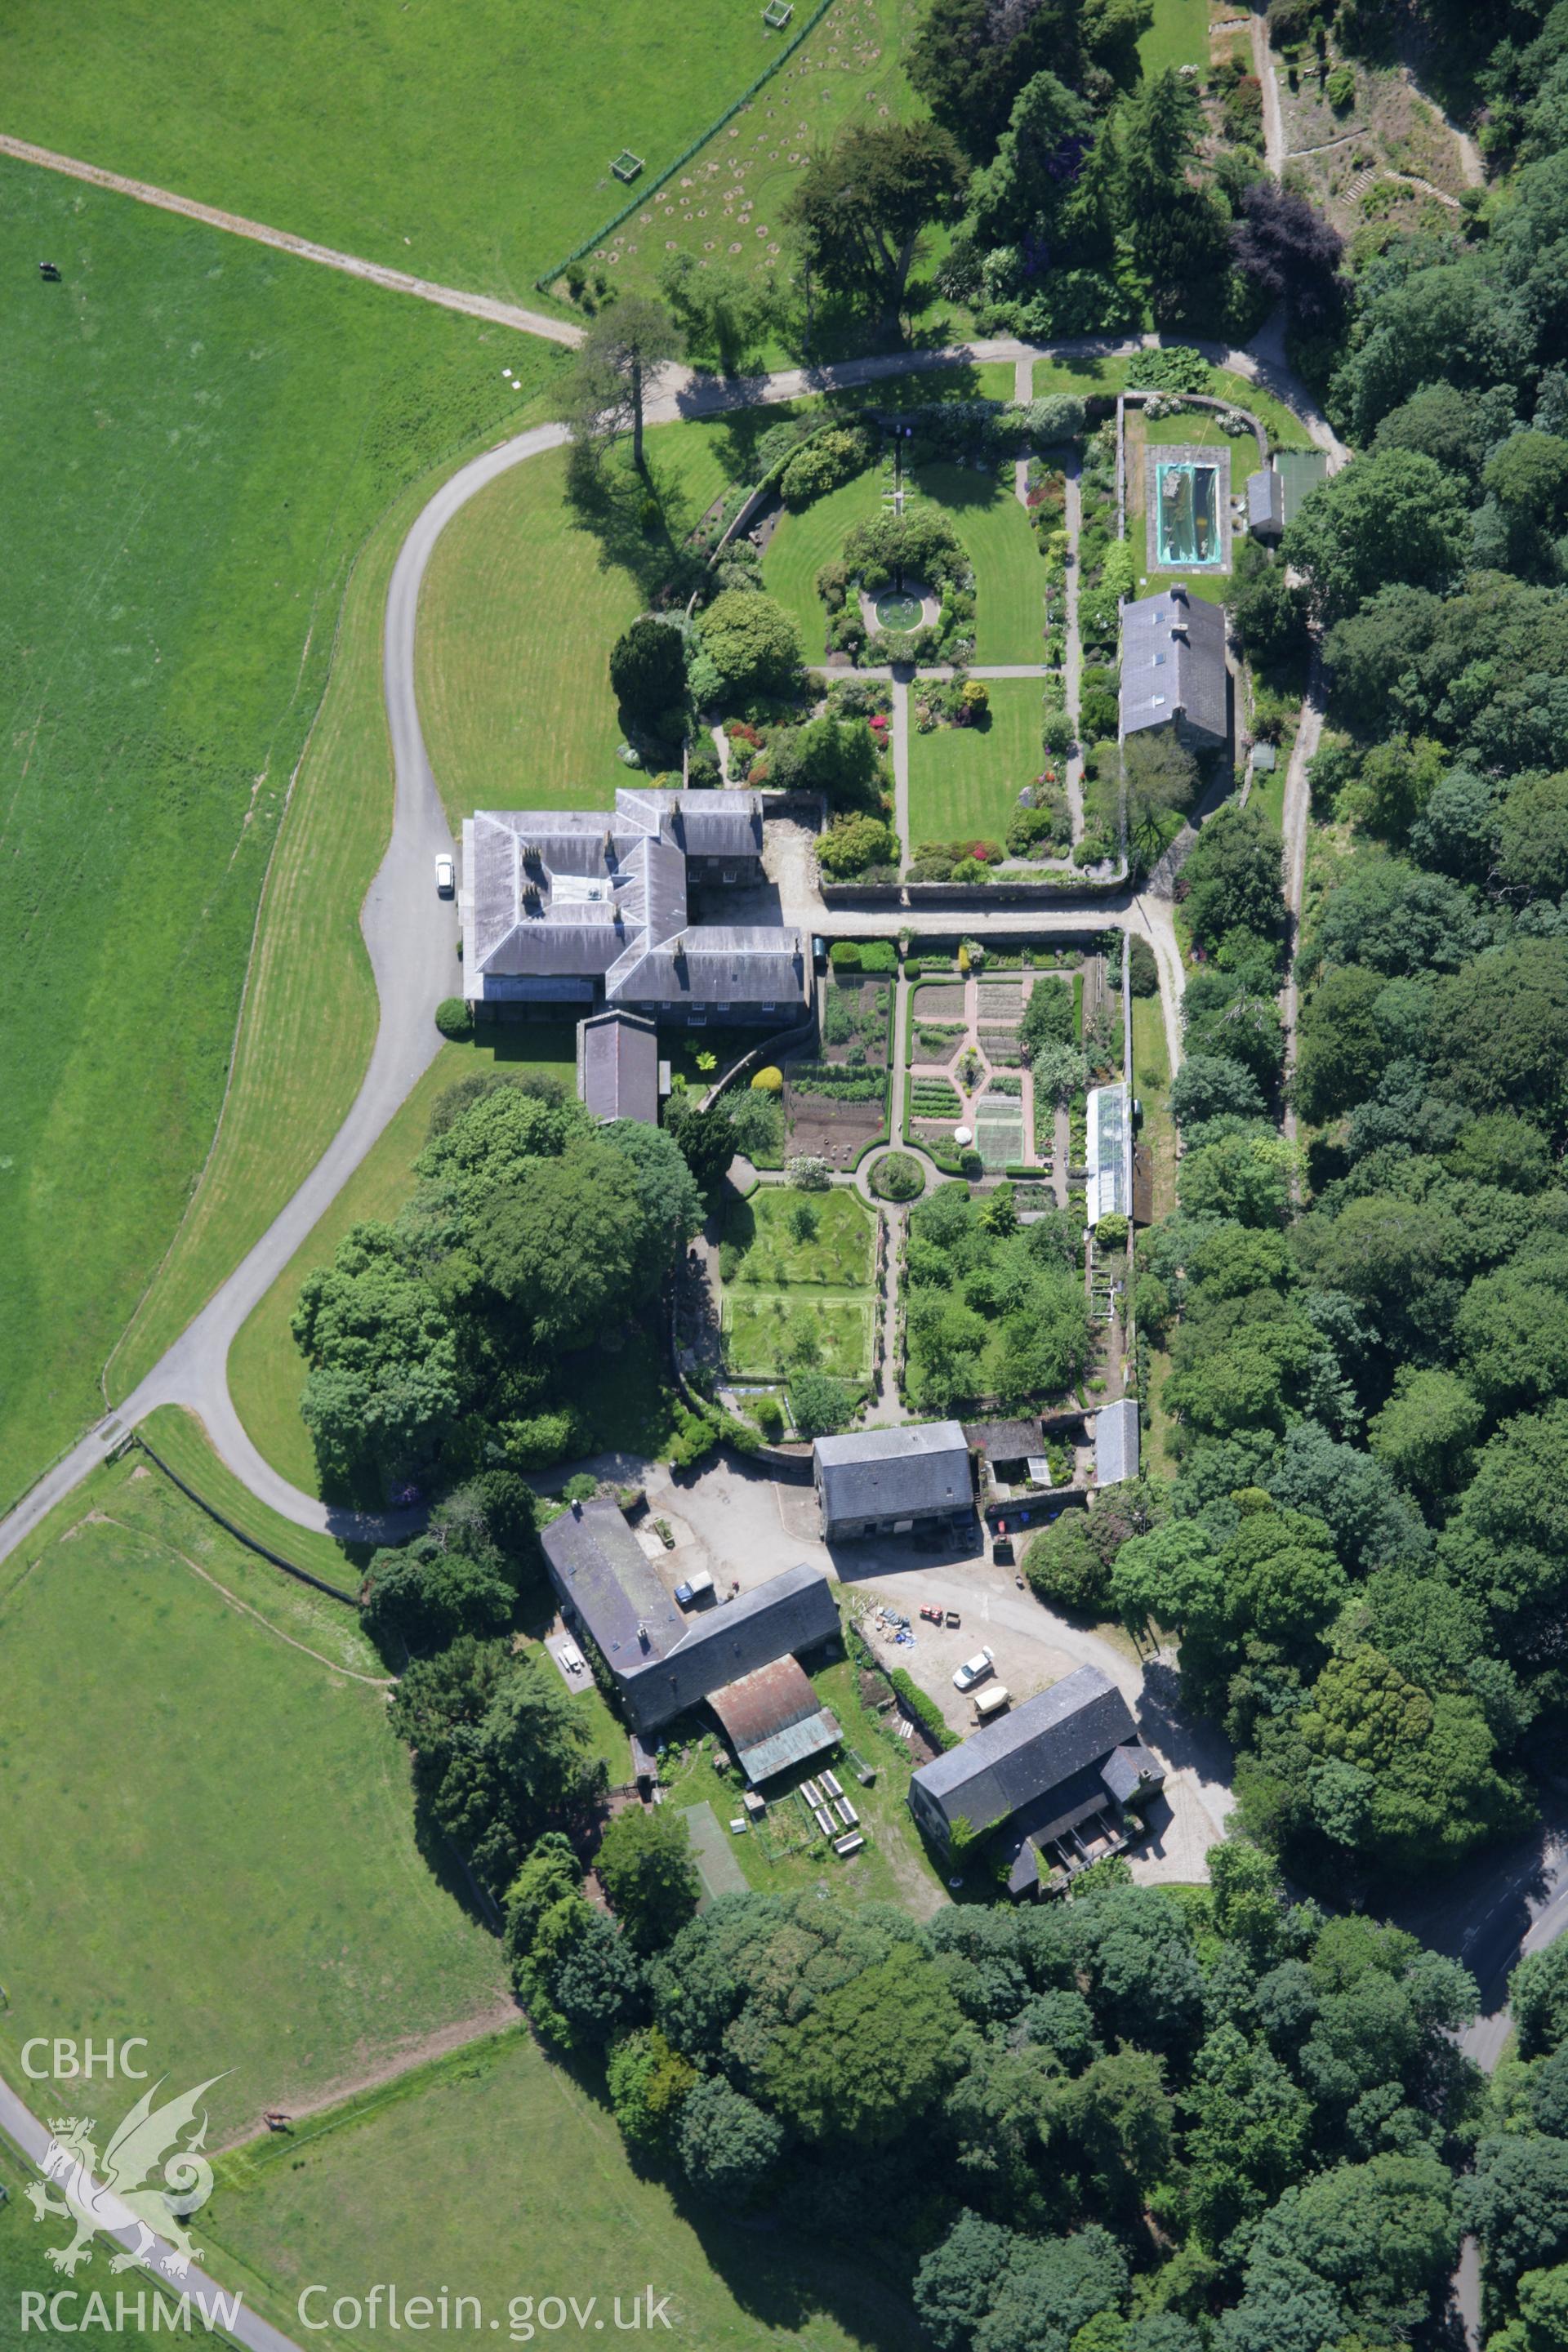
907,677,1045,845
911,461,1045,662
417,418,773,826
1132,990,1178,1223
198,2030,924,2352
0,0,911,310
1138,0,1210,78
658,1654,946,1914
0,1454,507,2149
762,466,890,661
0,156,564,1511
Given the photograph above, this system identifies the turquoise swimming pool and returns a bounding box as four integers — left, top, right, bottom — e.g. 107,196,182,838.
1155,460,1223,568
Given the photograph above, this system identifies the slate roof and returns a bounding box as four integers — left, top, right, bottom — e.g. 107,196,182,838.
1095,1398,1140,1489
1120,586,1227,745
1247,467,1285,536
813,1421,973,1526
909,1665,1137,1839
1100,1740,1163,1803
461,788,799,1010
578,1011,659,1125
540,1500,685,1675
964,1418,1042,1463
708,1656,841,1783
543,1514,840,1733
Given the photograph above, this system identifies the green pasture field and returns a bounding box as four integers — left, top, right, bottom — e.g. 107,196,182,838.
137,1403,377,1595
722,1292,875,1379
1138,0,1211,78
0,156,564,1512
0,0,913,313
0,2160,167,2352
723,1183,875,1285
763,466,890,657
228,1032,577,1497
111,434,540,1404
907,679,1046,844
198,2031,924,2352
0,1453,507,2149
910,462,1045,662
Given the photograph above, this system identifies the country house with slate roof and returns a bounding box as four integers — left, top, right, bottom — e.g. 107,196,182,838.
460,786,806,1021
813,1421,973,1541
1120,585,1228,753
908,1664,1165,1895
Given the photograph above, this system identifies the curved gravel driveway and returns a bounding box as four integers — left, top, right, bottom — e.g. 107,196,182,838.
0,333,1330,1566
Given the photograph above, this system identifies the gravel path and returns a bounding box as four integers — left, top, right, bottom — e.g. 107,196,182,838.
0,329,1323,1560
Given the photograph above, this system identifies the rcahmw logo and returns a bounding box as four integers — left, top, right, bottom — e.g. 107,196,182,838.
25,2071,229,2281
20,2287,244,2335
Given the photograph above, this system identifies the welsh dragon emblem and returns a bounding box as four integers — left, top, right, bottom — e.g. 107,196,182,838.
26,2075,227,2279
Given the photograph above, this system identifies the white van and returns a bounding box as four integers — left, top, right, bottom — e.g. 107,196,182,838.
973,1685,1012,1725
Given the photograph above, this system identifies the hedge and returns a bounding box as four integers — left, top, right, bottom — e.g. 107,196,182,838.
889,1669,960,1753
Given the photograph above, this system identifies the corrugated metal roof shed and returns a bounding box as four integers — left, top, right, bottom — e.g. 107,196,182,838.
708,1657,842,1783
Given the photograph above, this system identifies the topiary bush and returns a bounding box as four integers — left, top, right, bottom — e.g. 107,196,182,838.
871,1152,925,1202
435,997,474,1041
751,1065,784,1092
829,941,862,969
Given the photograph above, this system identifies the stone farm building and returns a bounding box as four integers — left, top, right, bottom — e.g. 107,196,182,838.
907,1664,1165,1895
540,1499,842,1780
1120,586,1227,753
813,1421,973,1541
461,786,806,1023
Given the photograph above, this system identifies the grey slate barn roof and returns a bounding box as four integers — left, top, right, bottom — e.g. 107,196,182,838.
909,1665,1137,1842
578,1010,659,1125
644,1563,840,1726
461,786,800,1010
1095,1398,1140,1489
1247,466,1285,537
540,1499,686,1676
813,1421,973,1526
539,1503,840,1731
964,1418,1042,1464
1120,586,1227,746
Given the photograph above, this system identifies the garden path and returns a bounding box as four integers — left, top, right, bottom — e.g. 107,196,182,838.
0,325,1342,1563
1062,451,1087,845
